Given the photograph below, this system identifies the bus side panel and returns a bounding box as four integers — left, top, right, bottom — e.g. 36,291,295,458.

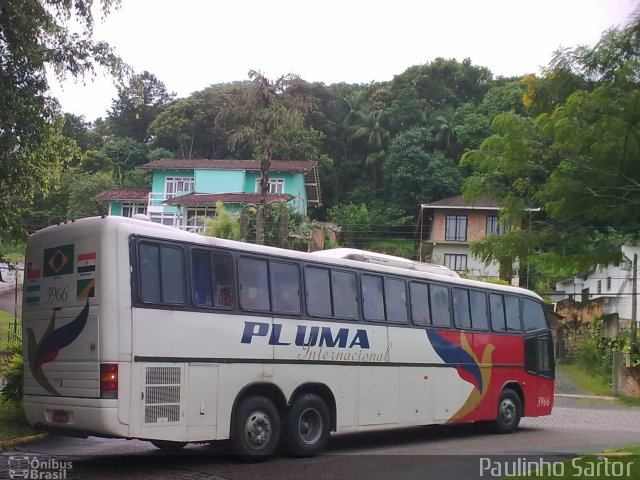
130,309,273,441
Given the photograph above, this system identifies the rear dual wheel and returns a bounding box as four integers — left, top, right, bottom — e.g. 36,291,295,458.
231,393,331,460
284,393,330,457
232,395,281,461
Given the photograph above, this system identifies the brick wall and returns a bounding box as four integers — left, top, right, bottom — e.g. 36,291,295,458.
431,210,495,242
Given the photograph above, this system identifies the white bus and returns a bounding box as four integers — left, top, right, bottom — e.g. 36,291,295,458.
22,216,554,459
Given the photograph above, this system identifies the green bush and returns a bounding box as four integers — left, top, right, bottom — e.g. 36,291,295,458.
1,340,23,403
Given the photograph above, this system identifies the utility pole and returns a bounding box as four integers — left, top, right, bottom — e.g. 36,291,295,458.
632,254,638,355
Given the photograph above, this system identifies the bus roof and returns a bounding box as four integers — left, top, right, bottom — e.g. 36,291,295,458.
29,216,543,302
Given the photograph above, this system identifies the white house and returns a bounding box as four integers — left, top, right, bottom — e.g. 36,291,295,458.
554,245,640,324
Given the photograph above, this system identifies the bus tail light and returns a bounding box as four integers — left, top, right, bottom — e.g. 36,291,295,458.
100,363,118,399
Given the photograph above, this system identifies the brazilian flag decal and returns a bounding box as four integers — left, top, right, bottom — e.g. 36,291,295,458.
77,278,96,299
43,244,75,277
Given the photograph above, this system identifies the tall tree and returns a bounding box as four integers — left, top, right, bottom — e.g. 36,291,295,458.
462,14,640,274
0,0,125,241
217,70,312,243
108,71,175,142
385,128,461,214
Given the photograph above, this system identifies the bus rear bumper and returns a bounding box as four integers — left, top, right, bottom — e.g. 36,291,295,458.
23,395,129,438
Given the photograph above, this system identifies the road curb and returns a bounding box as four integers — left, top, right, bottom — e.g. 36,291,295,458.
0,433,48,450
555,393,617,401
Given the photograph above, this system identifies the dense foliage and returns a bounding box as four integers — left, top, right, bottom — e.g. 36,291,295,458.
1,5,639,288
462,15,640,280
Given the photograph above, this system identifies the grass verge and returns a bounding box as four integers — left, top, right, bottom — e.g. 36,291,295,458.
556,362,612,396
0,398,41,442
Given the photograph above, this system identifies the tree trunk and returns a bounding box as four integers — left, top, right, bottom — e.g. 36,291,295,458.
256,204,265,245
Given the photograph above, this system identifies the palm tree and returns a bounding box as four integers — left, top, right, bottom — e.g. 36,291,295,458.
351,110,390,187
216,70,312,243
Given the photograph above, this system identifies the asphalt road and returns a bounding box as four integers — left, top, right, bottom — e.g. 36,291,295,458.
2,397,639,480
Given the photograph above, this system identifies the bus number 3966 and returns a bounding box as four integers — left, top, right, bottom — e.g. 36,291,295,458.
537,396,551,408
46,285,69,304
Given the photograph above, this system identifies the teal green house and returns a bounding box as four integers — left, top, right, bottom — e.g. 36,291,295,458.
94,159,321,232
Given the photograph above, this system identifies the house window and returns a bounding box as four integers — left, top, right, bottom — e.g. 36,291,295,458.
150,212,179,226
165,177,194,199
486,215,509,235
581,287,590,302
607,276,612,291
597,280,602,294
445,215,467,241
186,207,216,230
255,178,285,194
122,202,146,217
444,254,467,271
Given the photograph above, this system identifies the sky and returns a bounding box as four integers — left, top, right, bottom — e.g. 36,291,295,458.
50,0,638,121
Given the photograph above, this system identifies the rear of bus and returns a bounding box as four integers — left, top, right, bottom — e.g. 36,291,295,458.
22,217,128,438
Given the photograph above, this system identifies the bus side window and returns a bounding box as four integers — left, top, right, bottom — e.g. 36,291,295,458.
410,282,431,326
139,242,185,305
489,293,506,332
332,271,358,319
505,295,522,332
192,250,213,306
270,261,301,314
362,274,385,322
452,287,471,329
238,257,270,311
430,284,451,327
385,278,408,324
213,253,234,307
522,298,548,332
305,267,332,317
470,290,489,330
160,246,185,304
139,243,161,303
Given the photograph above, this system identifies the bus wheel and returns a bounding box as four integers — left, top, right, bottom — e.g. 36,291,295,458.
232,395,281,460
492,388,522,434
150,440,187,451
284,393,330,457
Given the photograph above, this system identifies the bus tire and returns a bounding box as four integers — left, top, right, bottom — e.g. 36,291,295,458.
232,395,281,461
150,440,187,451
492,388,522,434
284,393,330,457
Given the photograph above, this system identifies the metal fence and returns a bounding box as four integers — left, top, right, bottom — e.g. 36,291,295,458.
0,320,21,357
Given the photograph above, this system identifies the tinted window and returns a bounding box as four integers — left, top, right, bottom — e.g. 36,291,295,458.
192,250,213,306
239,258,270,311
139,243,161,303
489,293,506,332
212,254,234,307
332,271,358,319
452,288,471,329
270,262,301,314
362,274,385,322
305,267,332,317
505,295,521,332
410,282,431,326
470,291,489,330
139,242,185,304
430,284,451,327
160,246,185,304
385,278,408,324
522,298,548,332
